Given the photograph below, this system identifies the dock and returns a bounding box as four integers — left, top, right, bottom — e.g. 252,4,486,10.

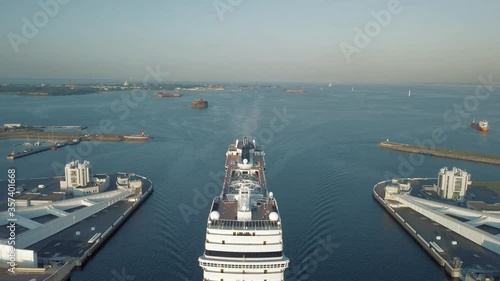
378,141,500,165
3,130,150,160
373,179,500,280
0,174,153,281
0,131,150,142
7,145,54,160
31,126,87,130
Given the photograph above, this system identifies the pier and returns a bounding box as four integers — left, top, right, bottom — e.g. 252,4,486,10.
0,174,153,281
0,131,149,142
378,141,500,165
2,129,150,160
31,126,87,130
7,145,54,160
373,179,500,280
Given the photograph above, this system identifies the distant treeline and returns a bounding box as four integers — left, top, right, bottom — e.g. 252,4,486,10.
0,85,106,96
0,83,211,96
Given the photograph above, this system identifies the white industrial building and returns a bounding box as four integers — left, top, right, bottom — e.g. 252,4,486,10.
3,123,22,128
437,167,471,201
384,179,412,200
60,160,109,196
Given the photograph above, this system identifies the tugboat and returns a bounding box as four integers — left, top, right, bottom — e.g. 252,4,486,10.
7,152,15,160
471,119,489,132
192,99,208,108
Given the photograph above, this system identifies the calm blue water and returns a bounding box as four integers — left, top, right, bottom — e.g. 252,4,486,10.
1,84,499,281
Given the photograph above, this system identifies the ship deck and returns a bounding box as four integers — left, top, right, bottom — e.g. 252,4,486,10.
208,141,281,227
211,198,277,221
223,144,266,193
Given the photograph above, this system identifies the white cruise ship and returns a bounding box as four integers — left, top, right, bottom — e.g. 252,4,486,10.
199,137,289,281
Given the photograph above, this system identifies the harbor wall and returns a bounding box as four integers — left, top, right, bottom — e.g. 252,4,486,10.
43,261,74,281
372,180,462,279
0,131,148,142
75,179,153,266
378,141,500,166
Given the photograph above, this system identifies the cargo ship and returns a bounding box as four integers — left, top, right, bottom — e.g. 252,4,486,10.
471,119,489,132
191,99,208,108
198,137,289,280
284,89,305,94
156,92,181,97
123,130,150,141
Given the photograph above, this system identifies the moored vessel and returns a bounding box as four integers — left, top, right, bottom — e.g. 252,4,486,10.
123,130,150,141
471,119,489,132
69,138,81,145
198,137,289,280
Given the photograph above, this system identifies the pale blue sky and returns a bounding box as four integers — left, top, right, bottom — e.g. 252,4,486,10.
1,0,499,83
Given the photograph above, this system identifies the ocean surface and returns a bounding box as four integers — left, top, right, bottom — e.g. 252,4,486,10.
1,83,499,281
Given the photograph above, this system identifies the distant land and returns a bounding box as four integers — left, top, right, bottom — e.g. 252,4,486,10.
0,83,234,96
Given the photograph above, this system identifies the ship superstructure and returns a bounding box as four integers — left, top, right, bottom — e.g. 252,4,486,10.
199,137,289,281
471,119,489,132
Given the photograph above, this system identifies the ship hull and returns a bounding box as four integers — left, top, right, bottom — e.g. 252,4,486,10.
471,122,489,132
199,138,288,280
123,136,150,141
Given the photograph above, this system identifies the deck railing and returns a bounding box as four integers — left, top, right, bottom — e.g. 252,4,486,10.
208,219,281,230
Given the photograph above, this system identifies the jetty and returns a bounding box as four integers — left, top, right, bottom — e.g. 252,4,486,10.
0,131,150,142
373,178,500,280
378,141,500,165
0,172,153,281
2,128,150,160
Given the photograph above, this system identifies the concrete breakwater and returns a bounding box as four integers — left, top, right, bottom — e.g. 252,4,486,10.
0,131,149,142
378,141,500,165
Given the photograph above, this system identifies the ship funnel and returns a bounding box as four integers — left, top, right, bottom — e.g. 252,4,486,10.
243,137,248,146
253,139,256,147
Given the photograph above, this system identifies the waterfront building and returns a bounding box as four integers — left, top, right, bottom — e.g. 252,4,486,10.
437,167,471,201
60,160,109,196
384,179,411,199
